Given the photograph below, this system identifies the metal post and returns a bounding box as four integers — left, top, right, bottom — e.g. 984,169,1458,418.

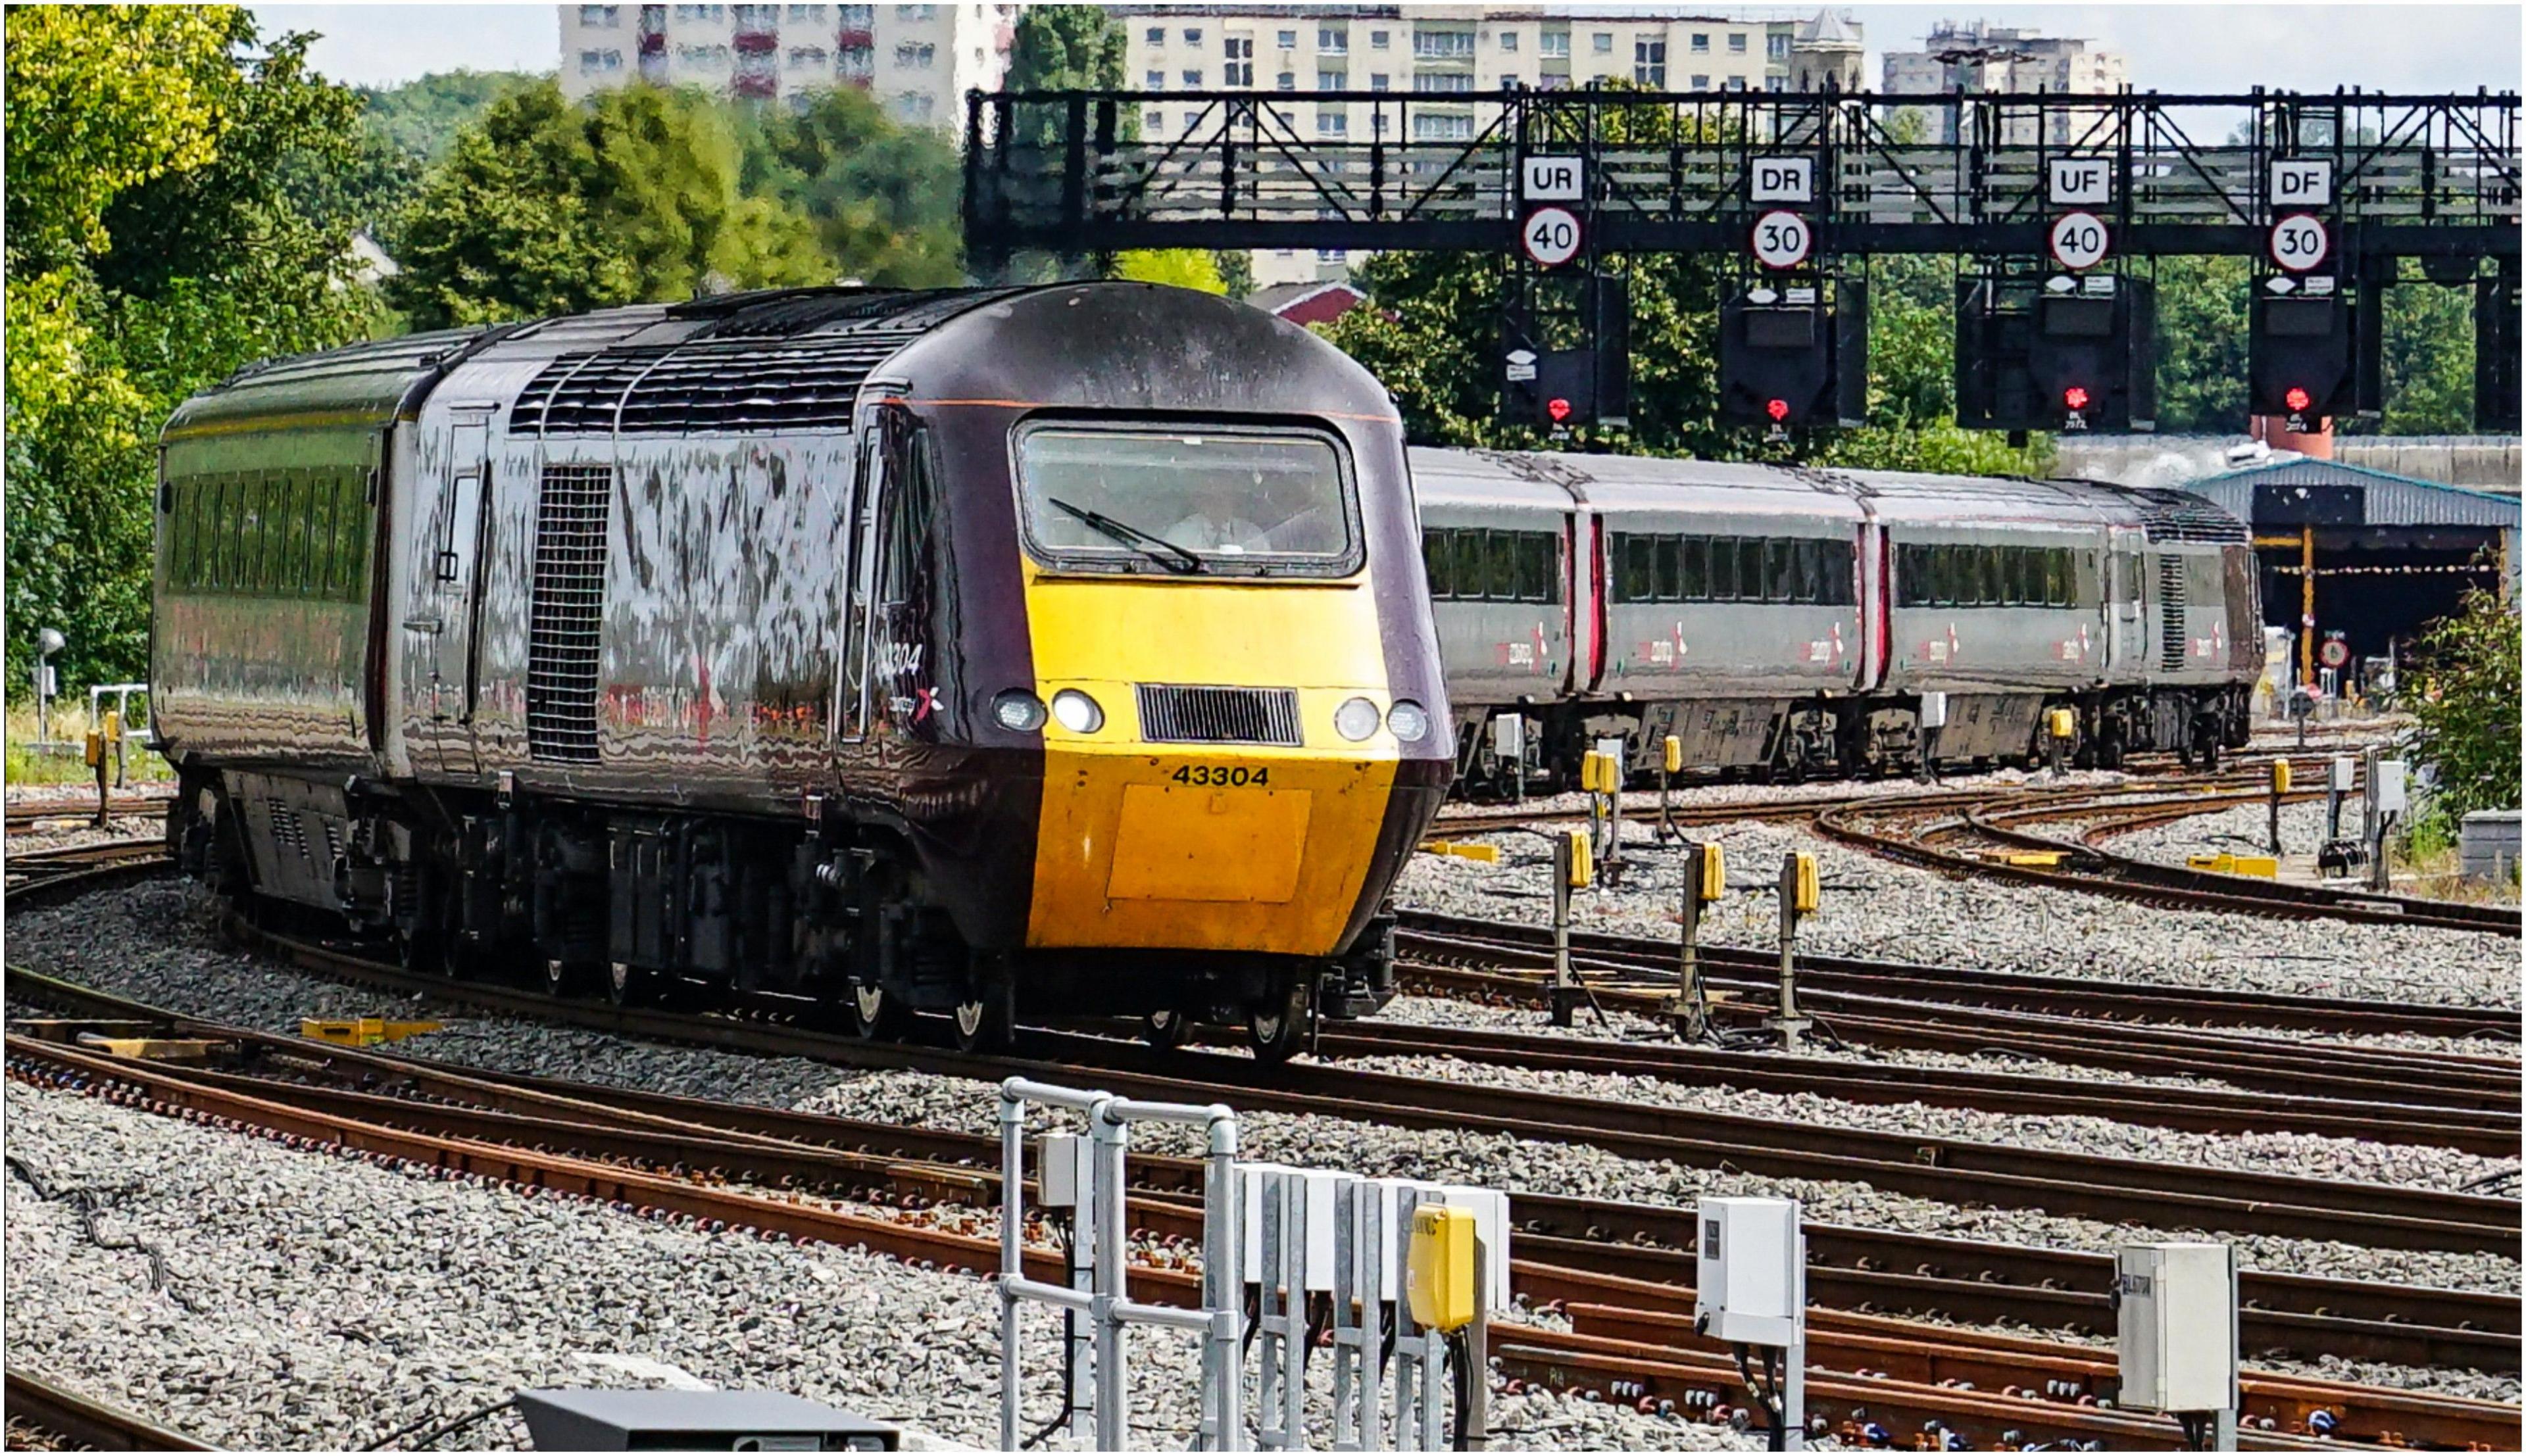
2360,744,2382,890
1672,842,1708,1042
1464,1246,1489,1451
1783,1225,1808,1452
1256,1174,1289,1448
1092,1101,1130,1452
1657,761,1673,842
1604,773,1625,885
1549,835,1575,1028
1331,1181,1383,1452
2268,767,2285,857
1203,1113,1244,1454
1766,854,1810,1052
999,1089,1026,1454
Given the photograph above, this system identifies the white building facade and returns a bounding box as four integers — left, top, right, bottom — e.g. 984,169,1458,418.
1880,20,2128,145
559,3,1014,129
1119,6,1862,287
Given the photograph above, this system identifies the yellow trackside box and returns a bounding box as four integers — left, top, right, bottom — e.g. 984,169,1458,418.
1662,735,1683,774
2271,760,2292,794
1407,1204,1477,1332
83,730,103,767
1696,842,1727,902
1564,828,1593,889
1582,750,1620,794
1789,852,1820,913
2046,707,2077,740
2188,853,2278,879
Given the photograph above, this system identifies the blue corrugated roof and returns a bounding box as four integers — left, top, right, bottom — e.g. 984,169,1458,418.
2187,457,2522,529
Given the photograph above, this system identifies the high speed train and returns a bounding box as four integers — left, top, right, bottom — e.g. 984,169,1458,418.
1412,450,2262,792
150,283,1450,1058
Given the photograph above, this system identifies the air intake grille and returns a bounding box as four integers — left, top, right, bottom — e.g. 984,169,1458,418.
1137,685,1303,746
2157,554,2188,673
528,465,613,762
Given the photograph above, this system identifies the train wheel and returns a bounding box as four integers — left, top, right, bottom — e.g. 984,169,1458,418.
1247,979,1311,1064
851,981,908,1041
606,959,659,1009
544,958,599,1000
1143,1008,1194,1050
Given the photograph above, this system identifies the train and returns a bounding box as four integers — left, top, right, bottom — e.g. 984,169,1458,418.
1411,451,2262,794
150,282,1452,1058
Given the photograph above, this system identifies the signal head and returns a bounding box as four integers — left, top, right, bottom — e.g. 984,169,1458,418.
2283,386,2312,414
1546,397,1573,424
1765,397,1791,423
2062,385,2091,412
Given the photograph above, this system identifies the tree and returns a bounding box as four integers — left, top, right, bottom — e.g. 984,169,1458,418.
359,70,542,162
385,82,831,329
2149,256,2252,435
736,87,964,287
2371,268,2476,436
2405,586,2521,835
1115,250,1226,293
6,8,382,694
1006,6,1127,93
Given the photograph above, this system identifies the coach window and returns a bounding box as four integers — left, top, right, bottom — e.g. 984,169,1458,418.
1979,546,2005,607
1518,531,1553,602
1423,529,1453,597
2000,546,2024,606
1620,534,1652,602
1734,539,1764,603
1705,535,1735,599
1679,536,1710,600
1484,529,1518,600
1760,539,1790,602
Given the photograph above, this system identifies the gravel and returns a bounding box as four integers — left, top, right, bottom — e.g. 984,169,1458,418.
3,1077,1753,1452
1393,815,2520,1008
9,877,2511,1388
3,813,163,857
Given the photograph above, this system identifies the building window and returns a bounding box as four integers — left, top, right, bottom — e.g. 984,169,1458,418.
580,47,624,70
1413,29,1475,59
1145,70,1162,89
1369,30,1388,49
1691,32,1709,52
1536,72,1570,90
1690,74,1709,90
1277,28,1295,49
1276,71,1295,90
1635,39,1665,86
788,45,825,66
1183,27,1201,45
837,3,870,26
1498,30,1519,52
893,4,935,20
578,4,620,26
838,43,873,77
1146,110,1162,132
893,90,935,122
1539,30,1570,58
1371,111,1388,133
1318,69,1345,90
1317,109,1347,135
1729,33,1748,52
1725,76,1746,89
786,3,822,18
891,42,934,67
1222,35,1250,85
1146,26,1162,45
1370,72,1389,91
732,3,774,27
1182,69,1202,87
672,3,725,19
1412,72,1472,93
1412,112,1474,140
1592,32,1612,54
1318,26,1345,53
1768,32,1790,59
1766,75,1785,91
1498,73,1520,89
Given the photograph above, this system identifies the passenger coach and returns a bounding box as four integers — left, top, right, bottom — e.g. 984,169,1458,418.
153,283,1451,1056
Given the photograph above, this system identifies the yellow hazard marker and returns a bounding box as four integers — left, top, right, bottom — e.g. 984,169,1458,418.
300,1017,444,1048
1422,840,1502,863
2188,853,2279,879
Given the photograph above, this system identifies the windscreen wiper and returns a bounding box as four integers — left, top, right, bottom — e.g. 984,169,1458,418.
1046,497,1204,574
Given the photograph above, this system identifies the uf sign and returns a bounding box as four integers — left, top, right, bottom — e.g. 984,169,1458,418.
2048,157,2111,206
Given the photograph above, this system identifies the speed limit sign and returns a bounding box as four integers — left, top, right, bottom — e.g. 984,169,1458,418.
1750,208,1812,270
2320,637,2350,669
2048,210,2110,271
2269,213,2331,273
1522,206,1583,268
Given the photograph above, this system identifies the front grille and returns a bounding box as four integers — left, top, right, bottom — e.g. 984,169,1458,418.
2158,554,2187,673
1137,685,1302,746
528,464,613,762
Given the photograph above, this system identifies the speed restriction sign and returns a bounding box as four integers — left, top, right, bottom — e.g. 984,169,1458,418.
1522,206,1584,267
1750,209,1812,270
2048,210,2110,271
2270,213,2331,273
2319,637,2350,669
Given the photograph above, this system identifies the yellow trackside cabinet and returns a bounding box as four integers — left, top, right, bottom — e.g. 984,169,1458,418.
1662,735,1683,773
1407,1204,1477,1332
2271,760,2292,794
1700,842,1727,902
2046,706,2077,740
1564,827,1593,889
1789,852,1820,914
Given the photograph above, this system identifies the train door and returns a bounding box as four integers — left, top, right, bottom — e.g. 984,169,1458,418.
2103,527,2146,675
414,406,494,776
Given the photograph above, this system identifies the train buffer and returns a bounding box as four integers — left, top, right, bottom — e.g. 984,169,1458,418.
299,1017,443,1048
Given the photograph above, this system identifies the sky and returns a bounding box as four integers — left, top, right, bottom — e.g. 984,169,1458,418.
251,3,2519,94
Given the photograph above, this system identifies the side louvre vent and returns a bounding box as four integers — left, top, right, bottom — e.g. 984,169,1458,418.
1137,685,1303,746
528,464,612,763
2157,554,2188,673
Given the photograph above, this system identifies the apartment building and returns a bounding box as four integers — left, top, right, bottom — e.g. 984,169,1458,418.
1121,6,1864,286
1881,20,2129,145
559,3,1014,129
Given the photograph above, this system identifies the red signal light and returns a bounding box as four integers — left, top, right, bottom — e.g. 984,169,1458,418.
1765,397,1791,422
2283,386,2312,414
1546,397,1573,424
2062,385,2091,412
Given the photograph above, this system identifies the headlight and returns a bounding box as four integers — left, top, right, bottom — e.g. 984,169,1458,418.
1387,699,1430,742
1334,696,1381,742
1051,689,1104,734
993,689,1047,732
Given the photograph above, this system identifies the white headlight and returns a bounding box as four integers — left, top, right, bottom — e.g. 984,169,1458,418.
1334,696,1381,742
1051,689,1104,734
993,690,1047,732
1387,699,1429,742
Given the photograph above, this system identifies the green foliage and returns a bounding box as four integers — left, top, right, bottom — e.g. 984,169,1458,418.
1213,249,1256,301
2372,267,2477,436
1006,6,1128,93
385,82,834,329
736,87,964,287
2405,586,2521,831
1115,251,1226,294
359,69,541,162
2150,256,2252,435
6,8,381,695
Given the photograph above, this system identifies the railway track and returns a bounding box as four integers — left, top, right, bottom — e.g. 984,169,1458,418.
3,838,173,891
1821,787,2523,937
5,793,172,835
3,1369,214,1451
5,992,2514,1451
